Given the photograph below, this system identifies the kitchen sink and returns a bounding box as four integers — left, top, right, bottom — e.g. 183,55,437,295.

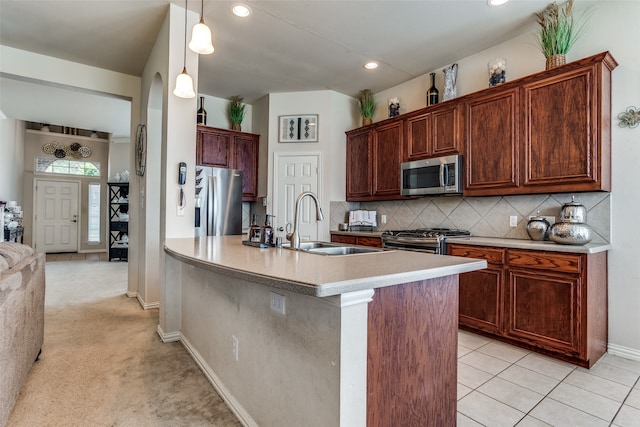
306,246,382,255
281,241,384,255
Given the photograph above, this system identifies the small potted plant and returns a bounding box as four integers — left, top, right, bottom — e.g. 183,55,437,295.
535,0,585,70
228,96,245,131
356,89,376,126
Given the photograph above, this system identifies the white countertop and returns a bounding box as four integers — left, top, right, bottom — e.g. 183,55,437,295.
447,236,611,254
164,236,487,297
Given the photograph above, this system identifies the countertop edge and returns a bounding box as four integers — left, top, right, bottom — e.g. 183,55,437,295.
164,238,487,297
447,237,611,254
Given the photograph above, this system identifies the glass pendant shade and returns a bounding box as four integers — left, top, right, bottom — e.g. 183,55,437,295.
189,19,214,54
173,67,196,98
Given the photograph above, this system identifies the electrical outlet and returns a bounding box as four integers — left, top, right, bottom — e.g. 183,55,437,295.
381,214,387,224
509,215,518,227
270,292,286,315
232,335,239,362
262,197,267,207
177,205,185,216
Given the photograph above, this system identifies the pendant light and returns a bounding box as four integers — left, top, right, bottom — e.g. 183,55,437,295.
174,0,196,98
189,0,214,54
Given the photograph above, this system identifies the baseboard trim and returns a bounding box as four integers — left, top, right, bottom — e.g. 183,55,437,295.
180,334,258,427
126,291,137,298
135,294,159,310
607,343,640,362
156,325,180,343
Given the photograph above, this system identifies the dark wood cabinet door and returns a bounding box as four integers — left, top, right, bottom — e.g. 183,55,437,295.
459,268,504,334
372,120,403,198
346,129,372,200
506,268,582,357
464,88,520,195
522,65,603,192
405,104,461,162
233,134,259,201
450,244,505,334
405,112,431,161
432,103,462,156
198,127,231,168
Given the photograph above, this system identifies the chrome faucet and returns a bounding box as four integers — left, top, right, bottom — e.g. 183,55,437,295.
287,191,324,249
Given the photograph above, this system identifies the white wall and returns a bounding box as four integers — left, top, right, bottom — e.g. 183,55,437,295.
108,142,130,182
265,90,356,240
196,94,252,132
373,1,640,358
0,118,25,204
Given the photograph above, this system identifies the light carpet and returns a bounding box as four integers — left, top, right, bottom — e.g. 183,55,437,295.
6,260,242,427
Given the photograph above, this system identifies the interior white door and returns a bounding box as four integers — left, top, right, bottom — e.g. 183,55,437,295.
274,154,320,242
35,180,79,253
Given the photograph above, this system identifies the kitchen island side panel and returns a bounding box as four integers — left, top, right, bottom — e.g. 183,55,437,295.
178,263,368,427
367,275,459,426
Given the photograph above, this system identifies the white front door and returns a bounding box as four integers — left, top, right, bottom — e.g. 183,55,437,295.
274,154,320,242
35,180,79,253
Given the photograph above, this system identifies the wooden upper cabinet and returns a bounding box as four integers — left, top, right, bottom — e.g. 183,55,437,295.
197,125,260,201
346,119,404,201
521,55,615,193
345,128,373,200
345,52,616,201
372,120,403,198
463,51,616,197
233,134,259,201
197,127,231,167
405,112,430,160
405,103,462,162
464,88,520,195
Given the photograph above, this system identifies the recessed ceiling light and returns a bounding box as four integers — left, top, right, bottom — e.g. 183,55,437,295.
488,0,510,5
364,62,379,70
232,4,251,17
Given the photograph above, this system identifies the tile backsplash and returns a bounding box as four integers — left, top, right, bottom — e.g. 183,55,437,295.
330,192,610,243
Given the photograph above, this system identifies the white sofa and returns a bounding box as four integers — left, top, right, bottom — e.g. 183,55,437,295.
0,242,45,427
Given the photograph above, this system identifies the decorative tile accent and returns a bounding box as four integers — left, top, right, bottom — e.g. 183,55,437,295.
336,192,610,242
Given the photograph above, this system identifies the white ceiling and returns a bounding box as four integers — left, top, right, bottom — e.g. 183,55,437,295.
0,0,595,139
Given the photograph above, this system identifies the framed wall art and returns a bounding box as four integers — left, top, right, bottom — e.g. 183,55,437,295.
279,115,318,142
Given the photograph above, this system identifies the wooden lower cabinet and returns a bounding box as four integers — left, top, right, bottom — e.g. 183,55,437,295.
449,243,607,368
330,233,382,248
506,268,581,357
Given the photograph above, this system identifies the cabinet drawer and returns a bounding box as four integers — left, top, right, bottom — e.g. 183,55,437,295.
357,236,382,248
508,250,582,274
449,245,505,265
331,235,357,245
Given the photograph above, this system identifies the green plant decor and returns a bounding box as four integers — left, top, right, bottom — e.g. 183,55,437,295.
535,0,585,57
356,89,376,119
228,96,246,125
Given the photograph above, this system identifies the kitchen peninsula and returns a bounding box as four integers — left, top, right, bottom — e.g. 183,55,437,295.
163,236,486,427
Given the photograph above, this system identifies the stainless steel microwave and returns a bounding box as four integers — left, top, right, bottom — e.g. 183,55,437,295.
401,154,463,196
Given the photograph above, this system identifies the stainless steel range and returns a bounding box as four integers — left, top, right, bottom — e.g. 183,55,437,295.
381,228,471,254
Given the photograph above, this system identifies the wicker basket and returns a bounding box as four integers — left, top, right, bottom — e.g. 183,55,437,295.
546,54,567,70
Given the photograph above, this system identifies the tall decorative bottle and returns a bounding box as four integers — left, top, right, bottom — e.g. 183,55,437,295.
197,96,207,125
426,72,439,106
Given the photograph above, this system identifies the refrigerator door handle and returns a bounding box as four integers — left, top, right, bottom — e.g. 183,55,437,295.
207,175,215,236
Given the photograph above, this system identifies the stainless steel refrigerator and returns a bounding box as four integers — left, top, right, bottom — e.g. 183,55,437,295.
195,166,243,236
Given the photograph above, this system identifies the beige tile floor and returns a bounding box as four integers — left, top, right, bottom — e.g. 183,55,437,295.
457,330,640,427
